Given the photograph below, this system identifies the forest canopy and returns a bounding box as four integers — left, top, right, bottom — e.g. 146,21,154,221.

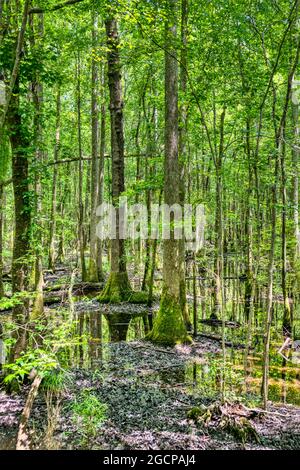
0,0,299,453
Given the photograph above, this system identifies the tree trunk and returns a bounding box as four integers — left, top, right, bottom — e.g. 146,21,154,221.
76,52,87,281
8,82,31,361
31,12,44,319
179,0,191,331
48,88,61,272
88,9,99,282
147,0,189,345
281,141,292,335
96,66,105,281
100,16,132,302
212,107,226,320
292,95,300,262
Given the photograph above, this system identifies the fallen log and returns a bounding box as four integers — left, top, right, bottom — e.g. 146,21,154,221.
199,319,241,328
0,282,104,311
45,281,103,295
196,333,251,350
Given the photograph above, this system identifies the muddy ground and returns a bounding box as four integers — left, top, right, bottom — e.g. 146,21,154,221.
0,337,299,450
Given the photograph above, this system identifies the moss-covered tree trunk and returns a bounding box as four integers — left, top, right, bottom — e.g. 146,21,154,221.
178,0,191,331
100,16,131,303
88,9,100,283
8,82,31,362
76,52,87,282
147,0,189,346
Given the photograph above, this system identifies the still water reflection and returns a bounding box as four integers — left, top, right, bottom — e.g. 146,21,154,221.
71,309,300,406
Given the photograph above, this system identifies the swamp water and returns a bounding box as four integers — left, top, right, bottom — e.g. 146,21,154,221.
0,301,300,450
55,301,300,407
1,301,300,406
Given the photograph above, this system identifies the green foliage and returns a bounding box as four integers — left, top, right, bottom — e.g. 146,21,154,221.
41,369,68,394
3,349,59,386
0,292,35,311
70,389,107,443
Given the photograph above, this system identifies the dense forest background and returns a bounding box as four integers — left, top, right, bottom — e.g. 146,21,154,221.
0,0,300,451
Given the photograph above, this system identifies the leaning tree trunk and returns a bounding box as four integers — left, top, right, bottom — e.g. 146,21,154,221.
99,16,132,303
147,0,189,345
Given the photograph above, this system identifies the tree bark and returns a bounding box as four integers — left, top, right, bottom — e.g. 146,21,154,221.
30,12,44,319
147,0,189,345
7,81,31,361
48,88,61,271
76,52,87,281
100,16,132,302
88,9,100,282
96,64,105,281
178,0,191,330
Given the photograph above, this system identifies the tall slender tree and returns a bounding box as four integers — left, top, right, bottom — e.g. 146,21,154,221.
148,0,189,345
100,13,132,302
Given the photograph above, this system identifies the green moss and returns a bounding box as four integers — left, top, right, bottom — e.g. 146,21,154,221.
187,405,206,420
127,291,149,304
146,289,192,346
88,259,99,283
98,272,132,304
31,292,44,320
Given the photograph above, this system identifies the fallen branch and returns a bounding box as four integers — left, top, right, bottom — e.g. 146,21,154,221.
196,333,250,349
16,375,42,450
